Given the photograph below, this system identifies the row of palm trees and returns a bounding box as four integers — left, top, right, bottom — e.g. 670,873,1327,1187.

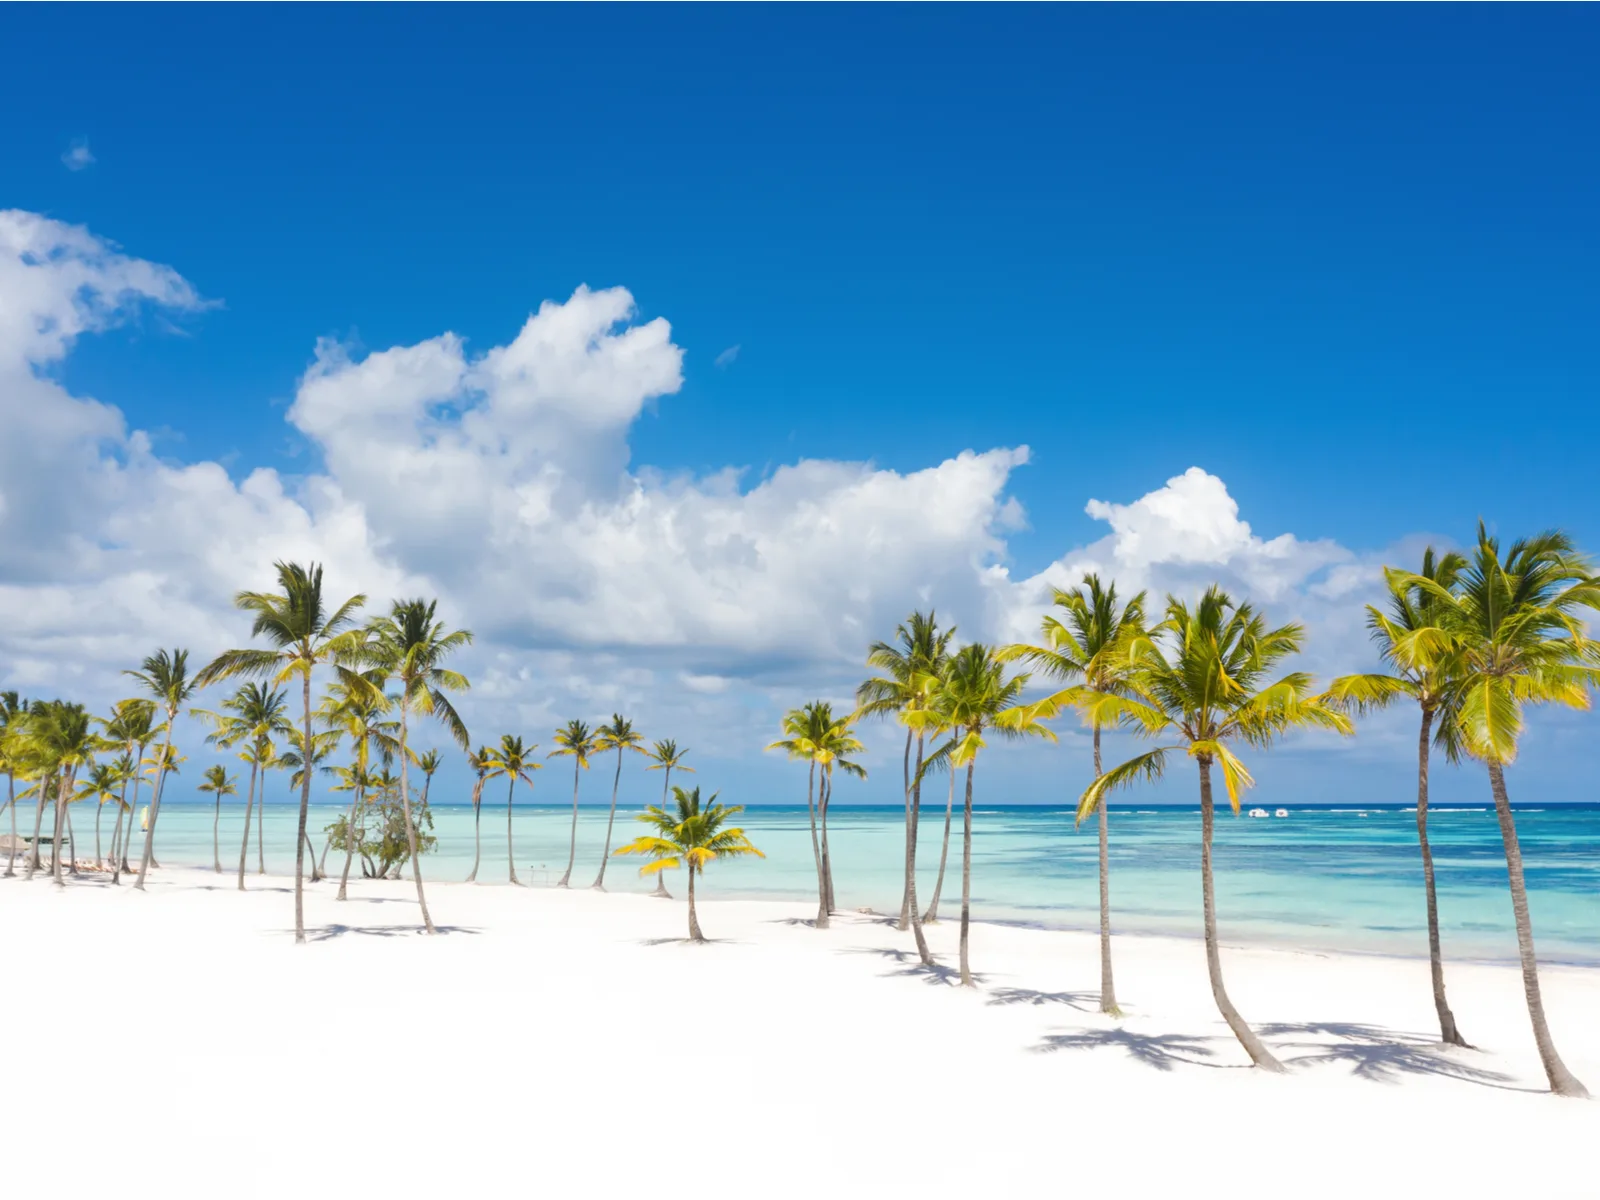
771,523,1595,1099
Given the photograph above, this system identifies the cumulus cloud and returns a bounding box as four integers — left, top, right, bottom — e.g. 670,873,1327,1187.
61,139,95,171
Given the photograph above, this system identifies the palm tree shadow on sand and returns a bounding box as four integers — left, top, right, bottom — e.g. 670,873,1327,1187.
1033,1028,1231,1072
986,987,1099,1012
303,923,481,942
843,944,983,987
636,936,743,947
1258,1022,1527,1091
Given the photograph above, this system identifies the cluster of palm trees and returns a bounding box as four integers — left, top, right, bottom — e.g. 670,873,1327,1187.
771,523,1596,1099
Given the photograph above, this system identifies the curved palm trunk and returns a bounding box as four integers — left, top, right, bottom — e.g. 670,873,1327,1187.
1416,708,1466,1046
897,728,913,929
395,702,436,934
237,760,259,891
557,763,580,887
1093,725,1119,1015
118,767,142,879
592,749,624,890
65,803,78,877
652,768,672,898
923,769,955,923
256,785,266,875
211,796,221,873
819,772,836,914
506,776,522,886
96,803,106,869
806,760,827,929
906,733,932,966
1486,761,1587,1097
317,835,332,878
26,782,50,878
957,760,976,986
135,715,178,891
686,862,704,942
51,771,71,887
6,772,18,877
465,780,483,882
293,674,313,944
1198,758,1283,1070
336,782,366,900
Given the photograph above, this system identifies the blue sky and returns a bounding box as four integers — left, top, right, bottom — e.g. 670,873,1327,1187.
2,6,1597,806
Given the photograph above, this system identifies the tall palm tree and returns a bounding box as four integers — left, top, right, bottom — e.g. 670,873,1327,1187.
197,765,237,871
196,561,372,944
97,698,157,884
767,701,852,930
1080,588,1350,1068
75,761,122,870
1325,548,1471,1047
125,649,200,891
923,645,1057,985
29,702,103,886
464,744,493,883
2,691,28,878
367,598,472,934
592,714,646,891
614,785,764,941
484,735,540,885
813,712,865,921
856,611,953,964
999,574,1147,1016
642,739,693,898
1409,526,1598,1098
198,682,295,889
548,720,597,888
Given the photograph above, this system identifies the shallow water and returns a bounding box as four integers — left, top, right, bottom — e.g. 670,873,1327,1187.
55,798,1599,966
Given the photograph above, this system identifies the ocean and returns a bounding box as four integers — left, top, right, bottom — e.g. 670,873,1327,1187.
44,796,1598,966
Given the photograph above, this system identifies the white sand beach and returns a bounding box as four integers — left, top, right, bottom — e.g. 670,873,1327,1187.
4,870,1595,1198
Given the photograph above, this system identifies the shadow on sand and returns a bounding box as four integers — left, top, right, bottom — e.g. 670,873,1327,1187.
1033,1028,1231,1071
842,944,981,987
304,923,481,942
986,987,1100,1012
1259,1022,1526,1091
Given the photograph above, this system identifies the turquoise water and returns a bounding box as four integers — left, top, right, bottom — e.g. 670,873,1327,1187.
54,800,1600,965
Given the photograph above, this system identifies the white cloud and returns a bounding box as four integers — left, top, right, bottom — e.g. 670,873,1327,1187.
61,139,95,171
714,344,740,368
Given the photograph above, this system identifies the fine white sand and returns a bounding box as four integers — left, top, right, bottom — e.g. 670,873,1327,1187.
4,867,1595,1197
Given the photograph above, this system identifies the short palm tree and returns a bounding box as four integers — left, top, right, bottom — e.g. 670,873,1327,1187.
196,561,373,944
642,739,693,898
999,574,1146,1016
464,744,493,883
484,735,540,884
856,610,953,964
196,764,238,871
417,748,442,809
1410,526,1598,1098
367,598,472,933
548,720,597,888
1326,548,1471,1047
76,761,123,869
767,701,858,930
924,645,1057,985
1,692,25,878
317,672,398,899
1080,588,1350,1068
614,785,764,941
125,649,200,891
97,698,157,883
199,682,294,888
592,714,646,890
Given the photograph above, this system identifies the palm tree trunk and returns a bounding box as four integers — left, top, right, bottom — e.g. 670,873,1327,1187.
1094,724,1119,1016
52,770,71,887
806,759,827,929
317,835,332,878
293,674,312,944
819,771,836,914
907,733,932,966
896,728,913,929
238,760,258,891
653,768,672,898
958,760,975,987
256,781,266,875
923,769,954,923
686,862,704,942
5,772,17,877
118,766,142,878
1198,757,1283,1070
96,803,105,869
593,749,624,890
135,715,177,891
1486,760,1587,1097
465,785,482,883
211,796,221,873
337,782,365,900
506,776,522,886
26,781,50,878
1415,707,1466,1046
395,701,435,934
557,762,579,887
65,801,78,877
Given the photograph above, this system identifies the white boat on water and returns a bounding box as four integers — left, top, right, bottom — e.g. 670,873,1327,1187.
1248,807,1270,819
1274,808,1289,818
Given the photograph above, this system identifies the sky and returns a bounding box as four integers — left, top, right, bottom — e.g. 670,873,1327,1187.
2,6,1597,808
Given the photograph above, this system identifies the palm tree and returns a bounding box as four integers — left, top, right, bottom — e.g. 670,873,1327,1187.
417,749,442,807
367,598,472,934
97,698,157,884
2,692,27,878
856,611,952,964
26,702,103,886
125,649,200,891
614,785,764,941
548,720,597,888
924,645,1057,985
484,735,540,884
198,683,294,889
1080,588,1350,1068
196,561,372,944
1325,549,1471,1047
1410,526,1597,1098
316,672,398,900
197,765,238,871
813,712,865,920
591,714,646,890
137,743,185,882
642,739,693,898
75,761,122,869
464,744,493,883
999,574,1146,1016
767,701,851,930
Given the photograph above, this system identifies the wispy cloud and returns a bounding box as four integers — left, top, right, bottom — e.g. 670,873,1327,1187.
714,344,740,368
61,139,95,171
